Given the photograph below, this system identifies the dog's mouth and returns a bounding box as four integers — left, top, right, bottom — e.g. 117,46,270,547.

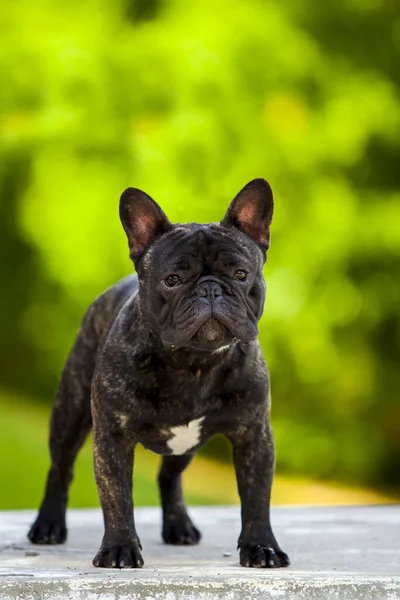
161,301,259,351
162,315,236,352
192,317,231,345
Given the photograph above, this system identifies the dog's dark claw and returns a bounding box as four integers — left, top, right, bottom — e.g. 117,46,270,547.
28,517,67,545
162,514,201,545
239,544,290,568
93,542,143,568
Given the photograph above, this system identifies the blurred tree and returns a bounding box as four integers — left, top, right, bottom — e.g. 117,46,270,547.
0,0,398,489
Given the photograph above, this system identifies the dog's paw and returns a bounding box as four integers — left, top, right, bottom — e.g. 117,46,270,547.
28,516,67,545
93,542,144,569
162,513,201,545
239,544,290,568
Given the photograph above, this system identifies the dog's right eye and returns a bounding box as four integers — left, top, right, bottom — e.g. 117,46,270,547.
164,275,182,288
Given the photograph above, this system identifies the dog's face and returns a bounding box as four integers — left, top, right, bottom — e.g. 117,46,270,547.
120,179,274,351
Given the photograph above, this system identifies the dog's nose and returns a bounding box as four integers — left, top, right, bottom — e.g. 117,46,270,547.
197,281,222,299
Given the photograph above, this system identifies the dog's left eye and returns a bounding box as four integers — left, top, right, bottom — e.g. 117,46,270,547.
234,270,247,281
164,275,182,287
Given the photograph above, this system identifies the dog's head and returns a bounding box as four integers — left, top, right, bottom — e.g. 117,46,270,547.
120,179,273,351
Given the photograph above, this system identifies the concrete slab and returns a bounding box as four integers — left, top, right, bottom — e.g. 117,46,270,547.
0,505,399,599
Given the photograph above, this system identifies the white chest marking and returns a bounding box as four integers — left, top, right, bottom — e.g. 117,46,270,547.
166,417,205,455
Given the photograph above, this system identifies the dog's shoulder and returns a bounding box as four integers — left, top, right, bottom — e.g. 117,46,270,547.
77,274,139,352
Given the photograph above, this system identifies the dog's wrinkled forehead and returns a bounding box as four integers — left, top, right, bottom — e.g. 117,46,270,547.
141,223,261,276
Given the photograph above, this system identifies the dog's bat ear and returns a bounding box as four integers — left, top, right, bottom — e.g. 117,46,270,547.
120,188,172,260
221,178,274,250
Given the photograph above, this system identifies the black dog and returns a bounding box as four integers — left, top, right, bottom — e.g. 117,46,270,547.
28,178,290,569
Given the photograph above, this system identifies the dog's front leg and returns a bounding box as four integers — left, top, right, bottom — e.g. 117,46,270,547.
92,407,142,569
229,421,290,568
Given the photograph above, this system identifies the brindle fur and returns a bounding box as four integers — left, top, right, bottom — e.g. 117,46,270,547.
28,179,290,569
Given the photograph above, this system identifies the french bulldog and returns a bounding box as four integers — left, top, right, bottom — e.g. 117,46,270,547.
28,178,290,569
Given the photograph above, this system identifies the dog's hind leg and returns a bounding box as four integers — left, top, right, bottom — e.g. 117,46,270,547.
158,454,201,545
28,312,98,545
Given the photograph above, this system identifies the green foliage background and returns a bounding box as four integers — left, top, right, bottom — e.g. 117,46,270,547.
0,0,399,498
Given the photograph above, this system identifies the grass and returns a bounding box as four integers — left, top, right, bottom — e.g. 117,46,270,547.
0,390,397,509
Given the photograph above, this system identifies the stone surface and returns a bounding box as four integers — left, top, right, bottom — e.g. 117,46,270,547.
0,505,399,599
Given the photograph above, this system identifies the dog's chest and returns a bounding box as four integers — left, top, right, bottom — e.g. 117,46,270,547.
163,417,205,455
127,360,241,455
139,416,206,456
